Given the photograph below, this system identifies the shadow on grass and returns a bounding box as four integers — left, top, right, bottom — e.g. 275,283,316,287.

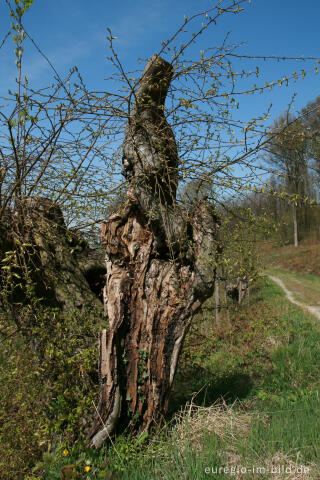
169,369,253,417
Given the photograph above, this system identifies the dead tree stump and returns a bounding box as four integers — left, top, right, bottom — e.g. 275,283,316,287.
88,55,220,447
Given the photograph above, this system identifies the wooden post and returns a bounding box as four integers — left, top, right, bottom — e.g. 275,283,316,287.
215,277,221,329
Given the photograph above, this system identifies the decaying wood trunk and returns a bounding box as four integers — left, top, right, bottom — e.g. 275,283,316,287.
226,277,249,305
88,55,220,448
0,198,105,315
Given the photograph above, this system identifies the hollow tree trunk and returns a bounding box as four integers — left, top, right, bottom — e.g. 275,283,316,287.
0,198,105,314
88,55,220,448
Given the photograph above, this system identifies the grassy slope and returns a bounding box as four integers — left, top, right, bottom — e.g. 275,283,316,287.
41,277,320,480
263,241,320,276
262,240,320,307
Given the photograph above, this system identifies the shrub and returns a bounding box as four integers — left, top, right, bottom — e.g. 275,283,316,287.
0,305,103,479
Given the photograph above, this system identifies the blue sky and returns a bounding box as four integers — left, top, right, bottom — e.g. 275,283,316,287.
1,0,320,124
0,0,319,214
1,0,320,195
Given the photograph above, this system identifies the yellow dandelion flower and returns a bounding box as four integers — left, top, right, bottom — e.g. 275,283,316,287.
84,465,90,473
62,449,69,456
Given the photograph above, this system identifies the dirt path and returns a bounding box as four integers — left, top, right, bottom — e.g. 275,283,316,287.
267,274,320,320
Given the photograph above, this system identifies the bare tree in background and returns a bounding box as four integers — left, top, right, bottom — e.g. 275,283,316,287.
265,115,308,247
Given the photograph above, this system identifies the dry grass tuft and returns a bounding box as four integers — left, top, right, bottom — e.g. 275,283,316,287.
171,399,251,452
264,453,317,480
225,451,318,480
154,401,318,480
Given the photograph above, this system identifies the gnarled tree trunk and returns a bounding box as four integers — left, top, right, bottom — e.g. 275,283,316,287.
88,55,220,448
0,197,105,313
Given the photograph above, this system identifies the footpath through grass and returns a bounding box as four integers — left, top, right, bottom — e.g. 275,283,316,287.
265,266,320,306
31,277,320,479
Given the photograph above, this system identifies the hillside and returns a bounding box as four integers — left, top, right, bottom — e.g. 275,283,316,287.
263,241,320,276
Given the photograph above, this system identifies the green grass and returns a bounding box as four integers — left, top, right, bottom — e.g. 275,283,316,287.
265,266,320,305
14,276,320,479
173,275,320,406
247,394,320,462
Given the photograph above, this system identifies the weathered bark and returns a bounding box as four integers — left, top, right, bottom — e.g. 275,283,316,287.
238,278,248,305
226,277,249,305
0,197,105,314
88,55,220,448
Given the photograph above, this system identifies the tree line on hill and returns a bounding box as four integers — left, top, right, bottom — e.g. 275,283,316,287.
238,96,320,247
